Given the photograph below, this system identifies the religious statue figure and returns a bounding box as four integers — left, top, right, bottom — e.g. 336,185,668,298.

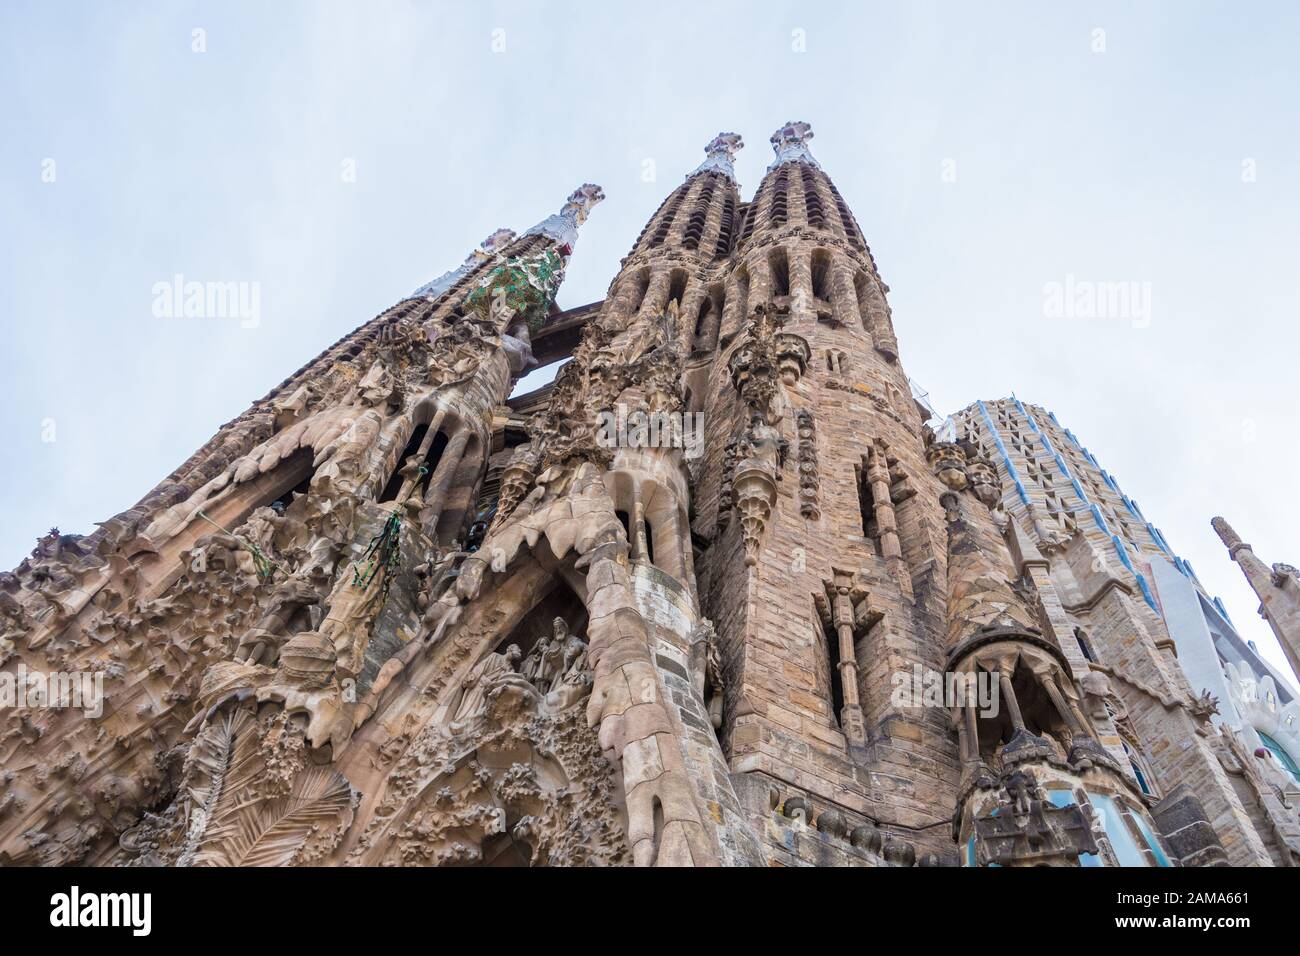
448,644,535,734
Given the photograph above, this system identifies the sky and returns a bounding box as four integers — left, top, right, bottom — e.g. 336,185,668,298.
2,1,1298,681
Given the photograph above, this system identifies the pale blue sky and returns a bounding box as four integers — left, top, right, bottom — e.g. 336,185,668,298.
3,1,1297,679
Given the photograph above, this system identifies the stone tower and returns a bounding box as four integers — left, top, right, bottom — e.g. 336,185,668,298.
0,124,1288,867
1213,516,1300,683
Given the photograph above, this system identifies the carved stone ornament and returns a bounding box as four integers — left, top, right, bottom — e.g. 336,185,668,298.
927,441,969,491
796,409,820,520
972,769,1099,867
691,132,745,181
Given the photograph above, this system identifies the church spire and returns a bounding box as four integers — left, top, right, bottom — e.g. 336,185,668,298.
767,120,819,171
691,132,744,182
1213,516,1300,679
522,183,605,256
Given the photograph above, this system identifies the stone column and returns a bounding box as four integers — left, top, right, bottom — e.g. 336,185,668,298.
787,246,813,322
862,275,899,361
867,446,901,560
678,283,708,355
395,406,449,504
962,677,982,765
868,445,912,598
606,273,644,326
637,268,672,322
830,257,860,329
832,584,867,745
421,430,471,536
998,669,1026,733
1214,517,1300,681
747,254,774,316
720,271,745,344
1038,668,1087,737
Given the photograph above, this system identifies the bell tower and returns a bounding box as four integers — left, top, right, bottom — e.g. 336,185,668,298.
692,122,960,860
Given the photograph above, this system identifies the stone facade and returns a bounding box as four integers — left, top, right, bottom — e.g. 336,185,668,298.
0,124,1291,867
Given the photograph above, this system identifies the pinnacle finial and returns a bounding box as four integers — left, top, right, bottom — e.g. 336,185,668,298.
562,183,605,227
1212,516,1248,555
768,120,819,171
691,132,744,180
525,183,605,253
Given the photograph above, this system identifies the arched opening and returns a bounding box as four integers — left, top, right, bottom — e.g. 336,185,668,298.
853,271,872,335
691,284,725,353
1074,628,1097,663
769,248,790,300
855,458,883,556
817,602,845,729
268,458,315,514
378,424,448,503
810,248,831,303
694,297,714,341
666,269,689,314
975,660,1073,760
641,516,656,566
1122,741,1154,795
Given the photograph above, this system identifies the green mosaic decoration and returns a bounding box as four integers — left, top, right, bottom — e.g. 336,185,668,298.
463,247,565,333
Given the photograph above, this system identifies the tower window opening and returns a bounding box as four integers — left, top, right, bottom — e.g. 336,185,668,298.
693,284,724,351
738,201,756,245
855,460,883,556
770,248,790,299
769,169,790,228
810,248,831,303
642,516,656,566
818,603,845,729
682,180,714,250
648,189,686,248
694,298,713,339
630,269,652,314
802,167,827,228
1123,742,1154,796
379,424,448,503
666,269,689,313
853,271,873,334
268,455,317,513
1074,628,1097,663
714,193,736,257
828,181,863,248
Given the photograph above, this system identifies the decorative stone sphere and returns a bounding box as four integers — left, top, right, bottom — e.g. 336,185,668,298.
815,809,848,839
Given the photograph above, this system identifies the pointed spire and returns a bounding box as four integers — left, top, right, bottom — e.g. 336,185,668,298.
411,228,516,300
523,183,605,255
767,120,819,171
1213,516,1300,681
690,132,744,182
1212,516,1247,558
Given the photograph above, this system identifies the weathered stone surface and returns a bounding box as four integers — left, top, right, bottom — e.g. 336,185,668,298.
0,125,1284,869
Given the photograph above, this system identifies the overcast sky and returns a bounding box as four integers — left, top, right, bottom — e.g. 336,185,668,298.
3,1,1297,681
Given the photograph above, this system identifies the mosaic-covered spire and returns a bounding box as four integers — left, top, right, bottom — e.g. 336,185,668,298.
522,183,605,255
767,120,819,171
411,228,516,300
690,132,744,182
